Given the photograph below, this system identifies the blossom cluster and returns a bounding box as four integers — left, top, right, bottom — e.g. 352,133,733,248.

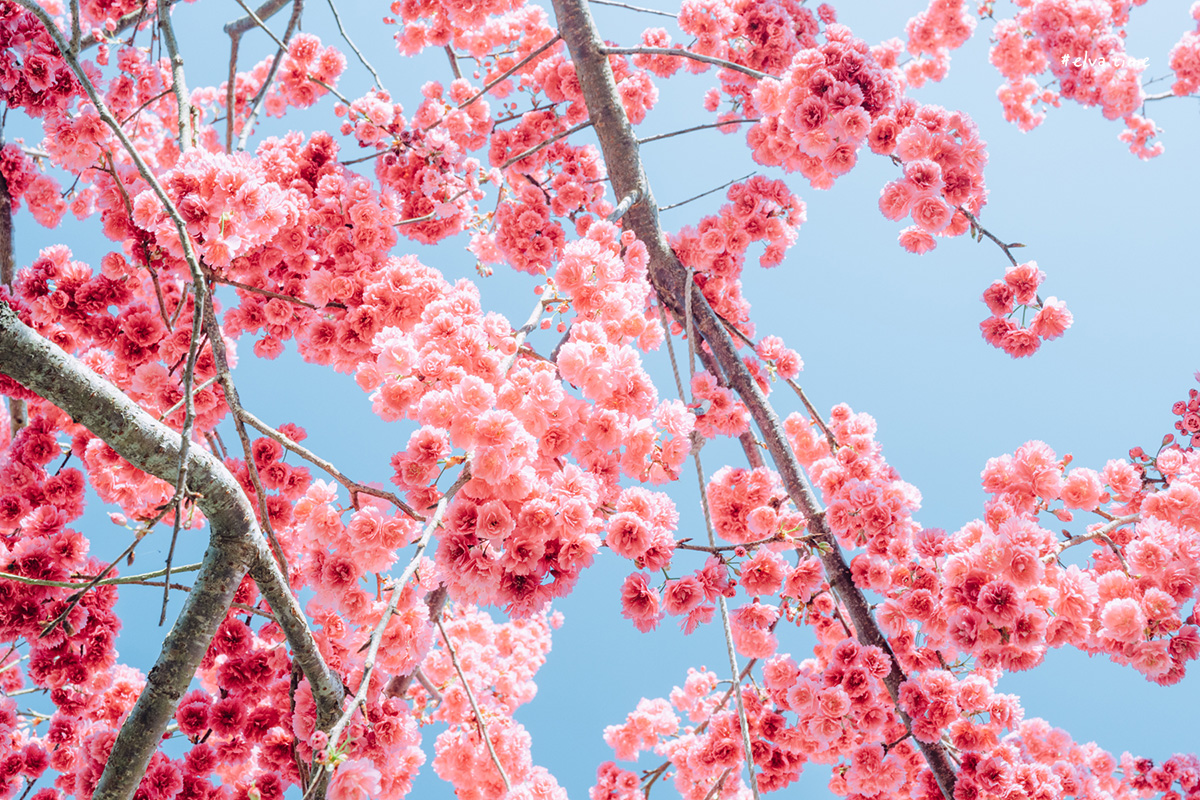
978,261,1072,358
988,0,1163,158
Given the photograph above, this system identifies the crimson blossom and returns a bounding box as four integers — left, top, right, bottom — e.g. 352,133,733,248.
0,1,1197,800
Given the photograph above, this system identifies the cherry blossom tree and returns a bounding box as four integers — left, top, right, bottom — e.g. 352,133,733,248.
0,1,1197,800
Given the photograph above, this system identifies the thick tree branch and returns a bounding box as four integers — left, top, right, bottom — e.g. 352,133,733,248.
0,304,343,800
551,0,957,796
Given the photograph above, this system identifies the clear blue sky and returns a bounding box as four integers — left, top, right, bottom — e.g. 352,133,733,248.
9,0,1199,797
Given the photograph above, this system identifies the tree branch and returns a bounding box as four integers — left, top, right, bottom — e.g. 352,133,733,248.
0,304,275,800
551,0,957,796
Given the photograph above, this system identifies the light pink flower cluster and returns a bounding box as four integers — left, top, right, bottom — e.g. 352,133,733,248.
264,34,346,117
1168,3,1200,96
871,101,988,254
902,0,976,89
1168,374,1200,449
989,0,1162,158
424,605,567,800
0,2,80,120
746,25,897,189
669,177,805,329
0,144,64,228
979,261,1073,358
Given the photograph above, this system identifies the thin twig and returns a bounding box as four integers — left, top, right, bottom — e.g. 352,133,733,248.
327,0,385,89
0,561,203,590
235,0,304,151
162,287,207,625
212,275,346,310
156,0,193,149
239,408,424,521
158,376,217,422
659,172,754,212
589,0,677,17
444,34,562,121
438,616,511,792
600,46,768,80
1045,514,1139,564
500,120,593,170
958,206,1021,267
199,299,290,577
79,1,182,49
639,118,758,145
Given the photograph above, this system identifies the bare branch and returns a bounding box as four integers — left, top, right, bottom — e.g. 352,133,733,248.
500,120,593,170
0,304,327,800
239,408,424,521
327,0,385,90
600,46,769,80
233,0,304,151
639,118,758,145
1045,514,1140,564
440,33,562,125
318,469,470,773
659,172,754,213
589,0,677,18
438,615,511,792
156,0,193,149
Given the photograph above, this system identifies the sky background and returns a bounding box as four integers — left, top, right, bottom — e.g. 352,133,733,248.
7,0,1200,797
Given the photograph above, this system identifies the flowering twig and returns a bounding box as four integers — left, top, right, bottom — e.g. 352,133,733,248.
957,206,1022,267
500,120,593,170
235,0,304,151
1045,513,1139,566
451,34,562,115
437,615,512,792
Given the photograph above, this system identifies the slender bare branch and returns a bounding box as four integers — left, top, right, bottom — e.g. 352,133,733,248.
1046,514,1140,563
327,0,385,89
639,118,758,145
500,120,593,170
659,172,754,213
239,408,424,521
438,615,511,792
0,561,202,590
156,0,193,149
232,0,304,151
318,469,470,774
439,33,562,124
600,46,769,80
589,0,677,18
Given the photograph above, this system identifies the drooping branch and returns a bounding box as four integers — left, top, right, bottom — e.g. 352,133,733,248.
551,0,958,796
0,305,344,800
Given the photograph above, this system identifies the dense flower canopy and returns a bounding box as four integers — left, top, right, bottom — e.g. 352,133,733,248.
0,1,1197,800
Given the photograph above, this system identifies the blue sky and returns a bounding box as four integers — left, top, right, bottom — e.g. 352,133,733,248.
8,0,1200,797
